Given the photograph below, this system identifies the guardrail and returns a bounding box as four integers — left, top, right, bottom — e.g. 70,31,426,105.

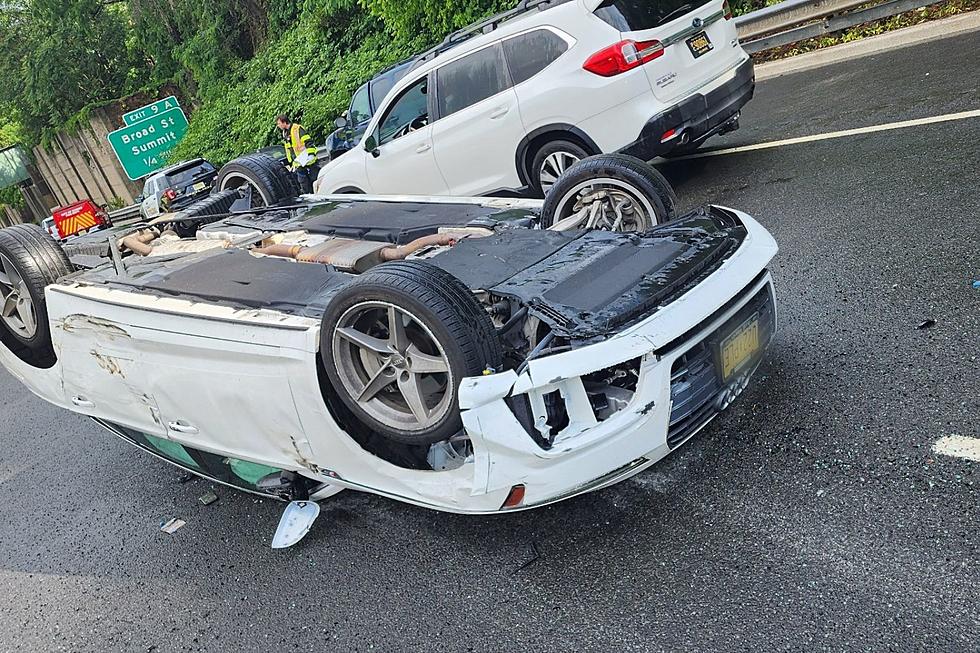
109,204,141,224
735,0,946,53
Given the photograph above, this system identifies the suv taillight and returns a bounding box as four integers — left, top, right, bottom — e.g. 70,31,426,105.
583,39,664,77
723,0,733,19
163,188,177,200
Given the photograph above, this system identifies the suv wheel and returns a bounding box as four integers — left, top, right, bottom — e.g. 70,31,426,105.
532,140,589,196
320,261,502,446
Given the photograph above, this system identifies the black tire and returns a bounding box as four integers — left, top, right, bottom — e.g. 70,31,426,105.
170,188,242,237
531,139,590,197
214,153,298,207
320,261,502,446
0,224,73,367
540,153,676,230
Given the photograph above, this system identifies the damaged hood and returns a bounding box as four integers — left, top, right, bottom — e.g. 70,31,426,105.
434,207,749,338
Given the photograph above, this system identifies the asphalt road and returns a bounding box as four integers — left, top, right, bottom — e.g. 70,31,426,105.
2,31,979,653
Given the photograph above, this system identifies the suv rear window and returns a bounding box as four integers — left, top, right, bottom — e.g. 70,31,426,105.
166,162,215,188
502,29,569,86
436,45,510,118
594,0,704,31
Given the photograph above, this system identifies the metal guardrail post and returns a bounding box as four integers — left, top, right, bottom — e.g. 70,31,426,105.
108,204,142,225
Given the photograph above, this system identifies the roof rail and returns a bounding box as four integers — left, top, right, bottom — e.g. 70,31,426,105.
408,0,570,71
375,56,417,78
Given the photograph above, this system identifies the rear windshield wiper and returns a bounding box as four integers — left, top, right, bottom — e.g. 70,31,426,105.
657,4,693,27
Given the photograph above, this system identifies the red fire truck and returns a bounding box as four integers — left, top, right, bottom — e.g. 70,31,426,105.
50,199,112,241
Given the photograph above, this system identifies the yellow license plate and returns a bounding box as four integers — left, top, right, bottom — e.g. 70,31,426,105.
193,182,207,191
686,31,713,58
719,315,760,381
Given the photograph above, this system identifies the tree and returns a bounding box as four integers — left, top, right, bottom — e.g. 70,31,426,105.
0,0,144,135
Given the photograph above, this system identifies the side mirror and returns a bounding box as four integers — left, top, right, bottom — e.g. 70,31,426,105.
363,133,380,158
334,115,348,129
135,195,144,203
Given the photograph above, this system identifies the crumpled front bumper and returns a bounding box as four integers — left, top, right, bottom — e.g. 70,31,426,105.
457,208,778,512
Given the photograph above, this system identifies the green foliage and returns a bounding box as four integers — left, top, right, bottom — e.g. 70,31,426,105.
105,195,127,211
0,122,25,208
167,0,513,164
359,0,512,41
0,0,145,139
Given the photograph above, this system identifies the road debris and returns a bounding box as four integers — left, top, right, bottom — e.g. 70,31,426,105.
199,490,219,506
514,541,542,574
177,472,196,484
916,318,936,330
972,280,980,289
160,518,186,534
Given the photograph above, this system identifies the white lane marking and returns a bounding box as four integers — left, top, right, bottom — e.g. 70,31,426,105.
933,435,980,462
667,109,980,161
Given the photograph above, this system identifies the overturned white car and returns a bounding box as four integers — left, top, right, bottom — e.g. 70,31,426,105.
0,154,777,546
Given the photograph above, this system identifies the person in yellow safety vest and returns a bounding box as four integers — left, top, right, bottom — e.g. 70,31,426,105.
276,114,319,194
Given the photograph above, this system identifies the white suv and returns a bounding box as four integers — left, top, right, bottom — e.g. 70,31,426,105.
315,0,753,198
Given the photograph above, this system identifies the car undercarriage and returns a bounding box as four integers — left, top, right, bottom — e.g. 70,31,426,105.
0,154,778,545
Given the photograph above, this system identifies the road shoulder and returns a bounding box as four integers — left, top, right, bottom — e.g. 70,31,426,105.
754,10,980,80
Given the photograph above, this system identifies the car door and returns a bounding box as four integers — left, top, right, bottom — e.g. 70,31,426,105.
364,75,450,195
429,43,525,196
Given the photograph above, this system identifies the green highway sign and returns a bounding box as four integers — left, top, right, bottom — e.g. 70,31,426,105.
107,108,189,180
123,95,181,126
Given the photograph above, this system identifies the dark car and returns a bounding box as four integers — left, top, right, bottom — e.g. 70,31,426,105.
138,159,217,220
326,59,415,160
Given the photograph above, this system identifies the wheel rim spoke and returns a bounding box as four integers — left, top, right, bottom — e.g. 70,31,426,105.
16,299,35,335
387,306,409,352
1,294,17,319
396,372,430,425
405,344,449,374
547,154,562,175
541,152,581,192
0,254,19,290
357,364,395,403
336,326,390,354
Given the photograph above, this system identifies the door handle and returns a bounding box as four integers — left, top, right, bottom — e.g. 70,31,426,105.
489,106,510,119
70,396,95,408
168,420,199,435
416,143,432,153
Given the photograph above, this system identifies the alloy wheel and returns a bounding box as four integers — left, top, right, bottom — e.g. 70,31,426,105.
0,253,37,338
539,150,582,194
331,301,454,431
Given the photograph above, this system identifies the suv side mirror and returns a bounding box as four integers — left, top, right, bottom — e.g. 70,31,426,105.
364,133,380,158
334,115,348,129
